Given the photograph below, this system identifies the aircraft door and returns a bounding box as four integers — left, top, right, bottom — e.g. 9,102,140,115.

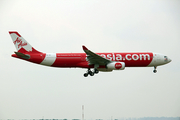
153,53,158,63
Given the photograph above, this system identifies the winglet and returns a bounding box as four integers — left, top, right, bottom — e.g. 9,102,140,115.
82,45,88,51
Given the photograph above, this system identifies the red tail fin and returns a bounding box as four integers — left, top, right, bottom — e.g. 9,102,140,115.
9,31,41,53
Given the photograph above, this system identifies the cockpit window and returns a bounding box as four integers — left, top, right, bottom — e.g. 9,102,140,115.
164,56,168,61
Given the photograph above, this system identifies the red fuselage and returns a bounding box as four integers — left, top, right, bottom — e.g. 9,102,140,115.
12,52,154,68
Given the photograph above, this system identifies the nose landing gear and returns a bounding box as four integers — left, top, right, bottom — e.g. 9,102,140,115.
153,66,157,73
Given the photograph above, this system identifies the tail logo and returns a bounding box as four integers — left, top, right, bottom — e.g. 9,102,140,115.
13,37,27,48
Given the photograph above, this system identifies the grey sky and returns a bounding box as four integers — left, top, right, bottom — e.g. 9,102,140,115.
0,0,180,119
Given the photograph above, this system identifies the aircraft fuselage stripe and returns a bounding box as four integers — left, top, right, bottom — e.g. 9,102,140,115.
40,53,56,66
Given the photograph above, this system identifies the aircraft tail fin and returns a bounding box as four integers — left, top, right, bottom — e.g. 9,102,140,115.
9,31,41,53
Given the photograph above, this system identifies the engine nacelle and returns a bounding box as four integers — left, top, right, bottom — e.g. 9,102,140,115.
106,62,125,70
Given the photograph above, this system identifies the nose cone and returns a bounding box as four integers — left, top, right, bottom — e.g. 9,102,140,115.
168,58,172,63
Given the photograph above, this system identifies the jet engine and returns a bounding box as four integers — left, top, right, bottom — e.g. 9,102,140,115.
106,62,125,70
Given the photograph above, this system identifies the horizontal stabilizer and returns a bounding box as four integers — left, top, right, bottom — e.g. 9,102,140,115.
14,52,30,59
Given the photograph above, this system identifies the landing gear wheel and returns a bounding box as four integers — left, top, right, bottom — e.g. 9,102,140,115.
153,70,157,73
153,66,157,73
84,68,97,77
84,73,88,77
94,69,99,74
89,71,94,76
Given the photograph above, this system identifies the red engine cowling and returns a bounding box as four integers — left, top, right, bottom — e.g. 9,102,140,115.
106,62,125,70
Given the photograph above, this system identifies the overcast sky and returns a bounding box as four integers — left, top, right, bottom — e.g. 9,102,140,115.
0,0,180,119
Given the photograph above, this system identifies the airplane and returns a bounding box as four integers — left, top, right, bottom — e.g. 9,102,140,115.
9,31,171,77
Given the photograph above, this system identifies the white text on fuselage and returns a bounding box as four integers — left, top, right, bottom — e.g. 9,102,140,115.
100,53,151,61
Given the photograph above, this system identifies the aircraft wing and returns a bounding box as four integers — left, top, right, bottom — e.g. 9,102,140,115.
82,45,111,65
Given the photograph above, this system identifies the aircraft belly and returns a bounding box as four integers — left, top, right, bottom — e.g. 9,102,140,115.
124,60,152,67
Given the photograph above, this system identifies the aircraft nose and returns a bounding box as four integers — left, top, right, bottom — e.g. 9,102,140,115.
168,58,172,63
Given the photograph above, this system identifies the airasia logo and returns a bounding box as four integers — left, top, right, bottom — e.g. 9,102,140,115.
100,53,150,61
13,37,27,48
115,62,122,69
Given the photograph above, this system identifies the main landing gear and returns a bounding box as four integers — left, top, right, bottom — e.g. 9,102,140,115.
153,66,157,73
84,68,99,77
